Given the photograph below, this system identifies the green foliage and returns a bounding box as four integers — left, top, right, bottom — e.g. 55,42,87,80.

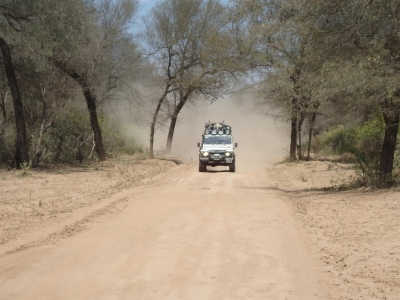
32,110,141,165
315,125,357,155
315,118,390,184
0,0,142,168
45,111,92,164
0,98,141,167
355,118,385,161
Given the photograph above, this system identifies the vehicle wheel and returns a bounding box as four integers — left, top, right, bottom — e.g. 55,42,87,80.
229,162,236,173
199,162,206,172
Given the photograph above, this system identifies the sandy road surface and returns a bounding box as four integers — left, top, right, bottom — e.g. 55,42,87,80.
0,164,326,300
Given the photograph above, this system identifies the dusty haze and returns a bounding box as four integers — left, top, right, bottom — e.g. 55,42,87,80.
112,94,289,169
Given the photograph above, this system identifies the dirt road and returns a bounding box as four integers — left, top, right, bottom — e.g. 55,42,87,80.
0,163,326,300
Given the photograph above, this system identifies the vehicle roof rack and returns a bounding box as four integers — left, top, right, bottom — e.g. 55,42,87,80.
204,121,232,135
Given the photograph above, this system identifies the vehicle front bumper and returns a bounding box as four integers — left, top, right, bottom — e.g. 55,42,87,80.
199,155,234,165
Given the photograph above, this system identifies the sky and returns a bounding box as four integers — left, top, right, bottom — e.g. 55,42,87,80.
137,0,230,18
137,0,159,18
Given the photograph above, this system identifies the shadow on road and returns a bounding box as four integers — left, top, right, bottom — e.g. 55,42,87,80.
240,185,362,197
205,169,231,173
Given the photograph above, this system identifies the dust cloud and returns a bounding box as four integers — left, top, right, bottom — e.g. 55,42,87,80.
107,90,289,169
158,95,288,169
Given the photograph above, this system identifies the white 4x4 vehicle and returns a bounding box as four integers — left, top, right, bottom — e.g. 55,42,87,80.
197,122,238,172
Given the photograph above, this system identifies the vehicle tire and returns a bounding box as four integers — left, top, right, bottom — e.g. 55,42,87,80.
199,162,206,172
229,162,236,173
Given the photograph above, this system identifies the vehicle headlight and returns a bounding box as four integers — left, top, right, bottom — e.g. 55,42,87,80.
202,151,209,157
225,152,231,157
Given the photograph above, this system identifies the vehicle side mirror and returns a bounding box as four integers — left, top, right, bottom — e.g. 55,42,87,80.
235,143,238,148
197,142,200,147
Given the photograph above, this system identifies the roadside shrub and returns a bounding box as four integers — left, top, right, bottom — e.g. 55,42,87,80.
1,105,141,167
45,112,93,164
315,117,387,184
315,125,357,154
98,114,141,156
45,112,141,164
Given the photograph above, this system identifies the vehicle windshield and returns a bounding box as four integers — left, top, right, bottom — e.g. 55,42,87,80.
203,135,232,145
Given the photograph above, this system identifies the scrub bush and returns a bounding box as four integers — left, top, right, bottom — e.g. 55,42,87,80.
314,117,397,185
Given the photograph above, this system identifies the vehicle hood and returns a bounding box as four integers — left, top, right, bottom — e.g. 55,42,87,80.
201,144,234,151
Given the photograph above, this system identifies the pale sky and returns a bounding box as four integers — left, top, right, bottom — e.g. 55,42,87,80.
138,0,160,18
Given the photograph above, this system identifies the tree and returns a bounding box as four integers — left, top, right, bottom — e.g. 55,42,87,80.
144,0,247,155
230,0,319,161
0,3,30,168
0,0,140,165
148,84,172,158
302,0,400,183
20,61,75,165
53,0,139,161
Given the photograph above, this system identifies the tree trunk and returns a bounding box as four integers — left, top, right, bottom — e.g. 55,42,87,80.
54,60,106,161
0,37,29,168
307,111,317,160
0,93,9,161
379,110,399,183
166,114,178,154
0,98,10,162
149,86,170,159
289,66,301,161
290,115,297,161
297,113,306,160
165,89,192,154
83,88,105,161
